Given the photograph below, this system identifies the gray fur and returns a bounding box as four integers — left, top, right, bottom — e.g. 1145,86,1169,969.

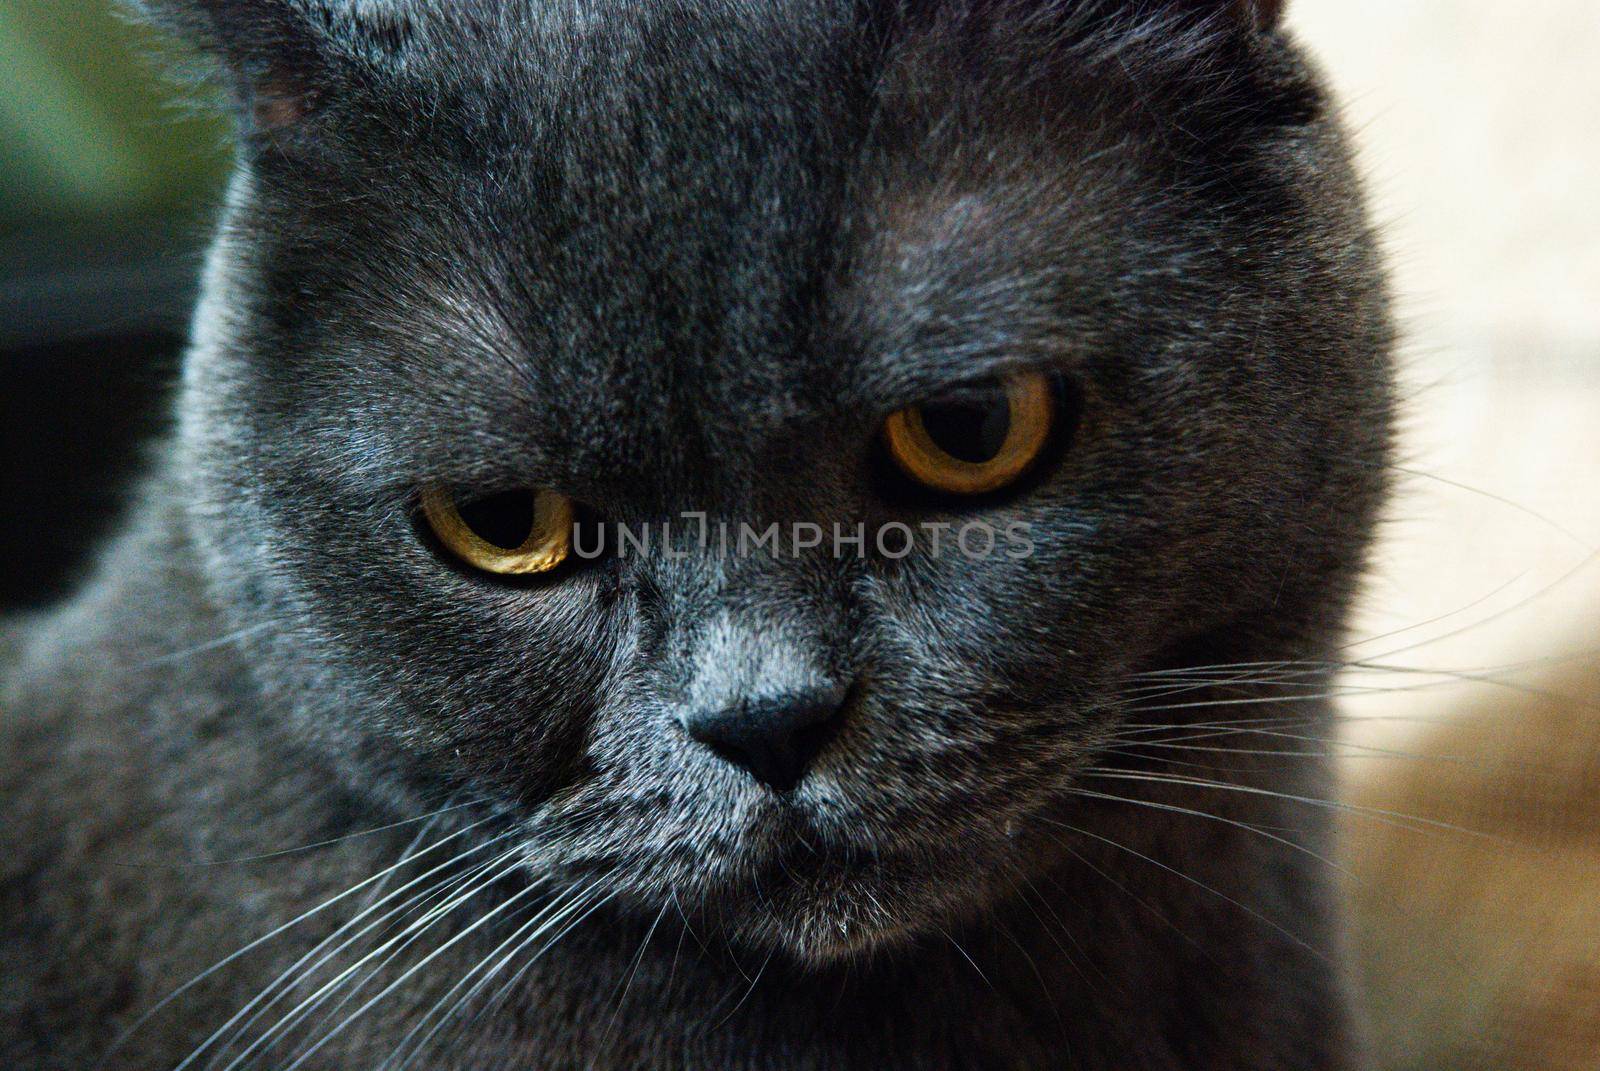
2,0,1391,1067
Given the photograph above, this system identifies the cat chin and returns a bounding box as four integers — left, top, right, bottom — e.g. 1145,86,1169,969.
734,897,924,964
670,840,1007,966
520,783,1041,964
532,832,989,965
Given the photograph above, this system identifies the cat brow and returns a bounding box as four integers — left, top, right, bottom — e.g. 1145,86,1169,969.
864,349,1069,411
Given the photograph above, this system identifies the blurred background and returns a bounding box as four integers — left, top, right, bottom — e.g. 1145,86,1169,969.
1,2,1598,1067
1291,0,1600,694
1,0,227,607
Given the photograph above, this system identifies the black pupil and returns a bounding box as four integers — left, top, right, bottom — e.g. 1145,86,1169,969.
457,490,536,550
919,386,1012,464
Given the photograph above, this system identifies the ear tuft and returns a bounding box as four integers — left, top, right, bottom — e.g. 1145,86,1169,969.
250,71,321,130
1225,0,1287,32
1243,0,1286,31
1171,0,1286,32
126,1,353,132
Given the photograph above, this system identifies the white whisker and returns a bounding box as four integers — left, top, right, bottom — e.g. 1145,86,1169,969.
211,843,526,1071
1065,786,1348,875
276,853,543,1071
102,814,501,1071
1037,817,1326,961
388,879,611,1070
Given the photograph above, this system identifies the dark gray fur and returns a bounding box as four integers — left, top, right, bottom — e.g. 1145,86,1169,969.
1,0,1391,1067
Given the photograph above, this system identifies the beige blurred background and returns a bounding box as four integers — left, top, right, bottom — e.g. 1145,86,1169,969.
1288,1,1600,737
1292,7,1600,1069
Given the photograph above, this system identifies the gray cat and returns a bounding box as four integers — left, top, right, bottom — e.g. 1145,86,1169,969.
0,0,1392,1067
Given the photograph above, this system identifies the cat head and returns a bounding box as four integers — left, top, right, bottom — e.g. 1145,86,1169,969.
150,0,1389,961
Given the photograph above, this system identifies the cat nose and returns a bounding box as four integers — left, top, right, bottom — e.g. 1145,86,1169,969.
682,687,847,793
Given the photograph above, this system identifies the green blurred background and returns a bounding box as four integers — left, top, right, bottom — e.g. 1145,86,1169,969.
1,0,228,608
1,0,226,226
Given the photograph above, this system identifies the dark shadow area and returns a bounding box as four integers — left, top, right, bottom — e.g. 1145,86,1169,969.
0,220,202,609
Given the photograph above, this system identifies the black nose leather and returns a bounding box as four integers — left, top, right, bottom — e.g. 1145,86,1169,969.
683,690,845,792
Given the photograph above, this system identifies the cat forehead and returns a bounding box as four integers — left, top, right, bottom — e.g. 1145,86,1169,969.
318,7,1105,387
156,0,1281,143
243,0,1284,477
351,142,1090,431
371,0,869,93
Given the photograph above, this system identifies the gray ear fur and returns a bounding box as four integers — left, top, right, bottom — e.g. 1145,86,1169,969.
1177,0,1287,31
128,1,412,129
1235,0,1285,31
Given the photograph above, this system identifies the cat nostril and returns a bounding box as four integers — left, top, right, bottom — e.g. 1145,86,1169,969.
682,689,846,793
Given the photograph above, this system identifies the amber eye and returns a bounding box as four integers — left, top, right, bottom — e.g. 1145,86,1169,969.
420,486,574,576
882,371,1056,496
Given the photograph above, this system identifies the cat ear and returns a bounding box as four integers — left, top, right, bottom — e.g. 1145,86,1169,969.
129,1,377,132
1174,0,1287,32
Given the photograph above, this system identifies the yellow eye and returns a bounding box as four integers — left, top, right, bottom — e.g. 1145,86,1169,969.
420,486,574,576
882,371,1056,496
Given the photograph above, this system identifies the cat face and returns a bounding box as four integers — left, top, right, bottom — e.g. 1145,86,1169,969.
166,0,1389,960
